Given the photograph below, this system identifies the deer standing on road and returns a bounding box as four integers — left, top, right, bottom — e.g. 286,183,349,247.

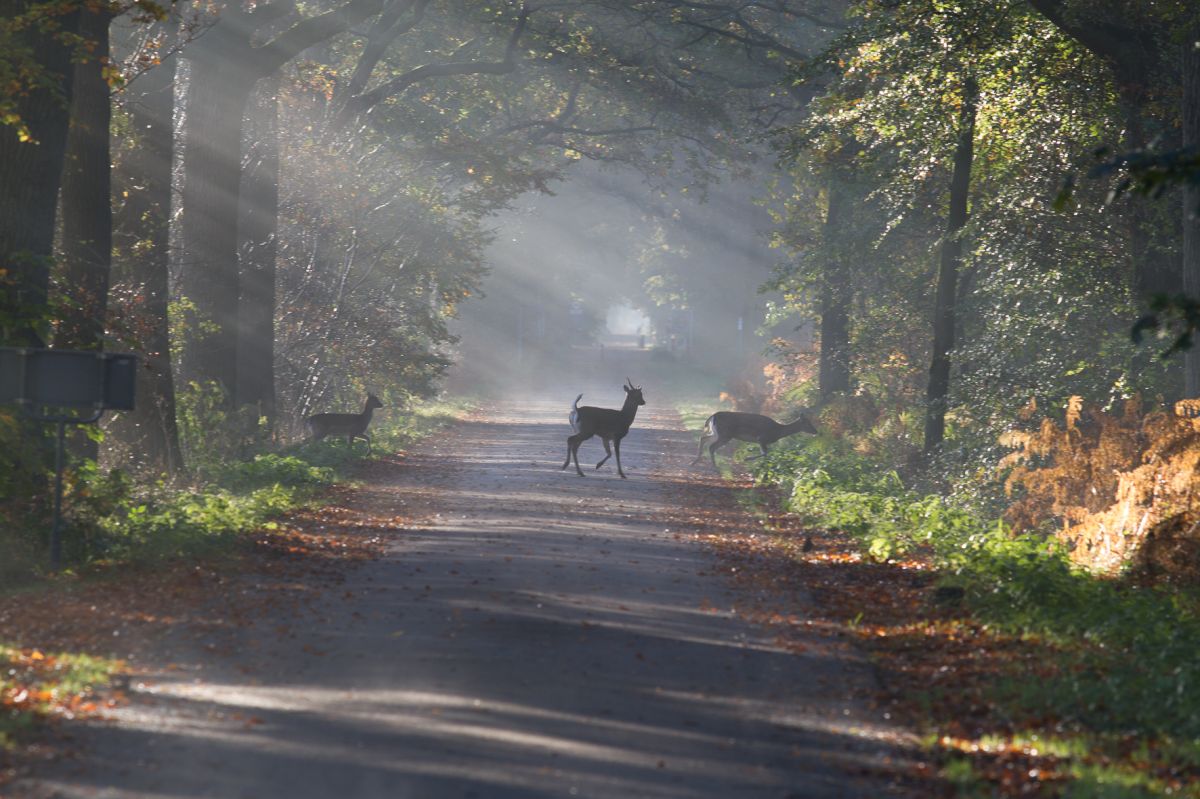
305,394,384,452
691,410,817,469
563,379,646,478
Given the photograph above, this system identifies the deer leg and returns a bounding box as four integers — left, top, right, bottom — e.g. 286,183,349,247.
614,438,627,479
709,437,731,469
596,438,612,469
691,434,712,465
564,433,588,476
745,442,770,461
572,435,587,477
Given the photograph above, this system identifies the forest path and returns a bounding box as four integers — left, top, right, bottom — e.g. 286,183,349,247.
14,398,912,798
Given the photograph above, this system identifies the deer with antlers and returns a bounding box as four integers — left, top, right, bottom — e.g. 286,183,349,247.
563,379,646,478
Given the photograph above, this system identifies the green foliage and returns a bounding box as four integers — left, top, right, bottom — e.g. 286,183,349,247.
762,435,997,562
0,401,465,580
757,434,1200,749
208,454,335,493
771,0,1173,466
175,380,271,474
68,469,301,565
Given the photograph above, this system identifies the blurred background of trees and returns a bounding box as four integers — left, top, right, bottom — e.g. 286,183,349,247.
2,0,1199,575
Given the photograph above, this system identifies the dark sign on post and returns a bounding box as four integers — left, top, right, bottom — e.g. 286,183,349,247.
0,348,136,410
0,347,138,570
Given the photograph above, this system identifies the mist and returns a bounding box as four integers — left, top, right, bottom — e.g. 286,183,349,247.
4,2,1200,793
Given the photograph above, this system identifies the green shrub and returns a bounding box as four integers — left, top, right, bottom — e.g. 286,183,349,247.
753,433,1200,740
208,454,335,492
0,399,468,577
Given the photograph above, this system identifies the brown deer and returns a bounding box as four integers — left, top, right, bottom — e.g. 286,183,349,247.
691,410,817,469
305,394,383,452
563,379,646,478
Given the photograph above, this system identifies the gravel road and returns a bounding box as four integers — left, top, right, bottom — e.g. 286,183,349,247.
12,397,913,799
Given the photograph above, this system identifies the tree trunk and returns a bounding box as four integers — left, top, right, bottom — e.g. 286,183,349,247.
1124,106,1181,303
236,76,280,425
1183,31,1200,397
109,43,183,473
0,0,79,347
176,56,253,397
56,6,114,464
174,0,384,402
58,6,113,352
818,174,852,403
924,75,978,455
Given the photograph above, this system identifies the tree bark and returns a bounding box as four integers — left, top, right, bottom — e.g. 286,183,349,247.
1124,105,1180,303
109,39,183,473
58,6,114,351
1183,30,1200,397
56,6,114,464
236,77,280,424
0,0,79,347
924,74,978,455
818,173,852,403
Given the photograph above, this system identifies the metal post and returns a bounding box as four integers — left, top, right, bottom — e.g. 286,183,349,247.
50,420,66,570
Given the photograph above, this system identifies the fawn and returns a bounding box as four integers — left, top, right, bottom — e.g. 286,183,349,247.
305,394,383,452
563,379,645,478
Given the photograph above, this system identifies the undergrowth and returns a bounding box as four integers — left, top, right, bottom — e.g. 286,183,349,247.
740,431,1200,797
0,399,468,583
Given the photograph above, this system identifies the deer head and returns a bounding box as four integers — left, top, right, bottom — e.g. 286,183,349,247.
623,378,646,407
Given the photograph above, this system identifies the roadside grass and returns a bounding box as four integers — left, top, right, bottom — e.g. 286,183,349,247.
2,399,469,581
679,411,1200,797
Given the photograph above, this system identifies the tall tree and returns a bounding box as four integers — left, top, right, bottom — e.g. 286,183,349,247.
109,23,183,473
236,76,280,427
58,4,116,351
1183,22,1200,396
0,0,81,346
175,0,386,400
818,169,853,402
924,74,978,454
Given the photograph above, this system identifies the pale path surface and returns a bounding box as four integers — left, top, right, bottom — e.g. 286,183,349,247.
14,399,913,799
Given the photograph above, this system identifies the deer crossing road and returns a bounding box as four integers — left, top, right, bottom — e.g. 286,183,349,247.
13,400,912,799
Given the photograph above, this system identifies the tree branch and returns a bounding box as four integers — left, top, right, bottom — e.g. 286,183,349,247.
340,0,430,101
336,3,531,126
250,0,390,78
1026,0,1162,88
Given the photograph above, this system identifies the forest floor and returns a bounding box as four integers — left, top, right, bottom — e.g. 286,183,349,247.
0,398,928,798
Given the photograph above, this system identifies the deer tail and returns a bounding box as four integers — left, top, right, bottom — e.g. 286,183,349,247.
569,394,583,433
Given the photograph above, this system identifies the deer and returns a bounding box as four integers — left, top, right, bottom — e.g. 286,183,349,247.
305,394,384,452
563,378,646,479
691,410,817,469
